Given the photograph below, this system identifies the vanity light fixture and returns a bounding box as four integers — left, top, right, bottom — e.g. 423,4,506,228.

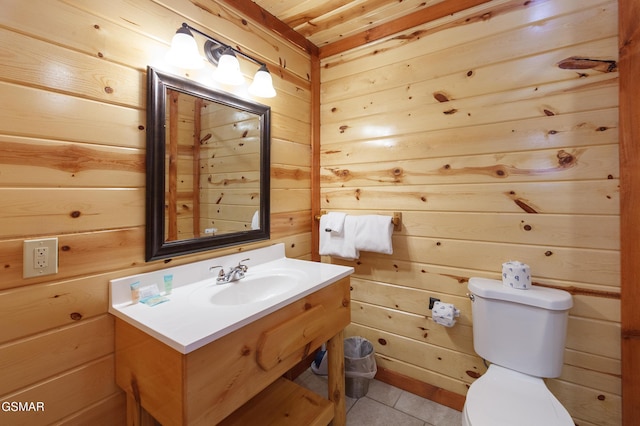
166,23,277,98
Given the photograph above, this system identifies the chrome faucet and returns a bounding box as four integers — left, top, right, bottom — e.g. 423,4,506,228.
209,258,250,284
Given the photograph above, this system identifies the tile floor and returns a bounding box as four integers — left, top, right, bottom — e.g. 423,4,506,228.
294,369,463,426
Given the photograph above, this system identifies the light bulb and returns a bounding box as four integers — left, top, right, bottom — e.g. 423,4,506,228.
213,48,244,85
248,65,276,98
165,26,203,69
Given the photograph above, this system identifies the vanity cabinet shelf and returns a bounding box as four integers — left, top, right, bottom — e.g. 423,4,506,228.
115,276,350,426
218,377,333,426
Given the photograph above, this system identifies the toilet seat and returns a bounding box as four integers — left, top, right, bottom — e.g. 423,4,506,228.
464,364,573,426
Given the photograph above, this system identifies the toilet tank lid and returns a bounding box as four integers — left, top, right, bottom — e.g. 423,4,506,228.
468,278,572,310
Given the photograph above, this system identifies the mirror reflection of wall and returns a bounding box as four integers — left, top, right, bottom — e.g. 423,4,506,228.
164,89,261,242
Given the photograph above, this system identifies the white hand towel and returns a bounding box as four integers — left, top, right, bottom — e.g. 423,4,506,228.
251,210,260,230
319,215,359,260
354,215,393,255
322,212,347,234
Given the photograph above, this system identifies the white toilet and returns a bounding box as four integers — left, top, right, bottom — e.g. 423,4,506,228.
463,277,574,426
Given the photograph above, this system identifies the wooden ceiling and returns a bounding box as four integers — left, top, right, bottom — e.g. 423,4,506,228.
224,0,491,58
251,0,449,47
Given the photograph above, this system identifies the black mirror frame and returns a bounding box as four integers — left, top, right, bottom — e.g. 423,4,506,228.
145,66,270,261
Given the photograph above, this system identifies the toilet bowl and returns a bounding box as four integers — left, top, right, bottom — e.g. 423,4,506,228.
462,364,573,426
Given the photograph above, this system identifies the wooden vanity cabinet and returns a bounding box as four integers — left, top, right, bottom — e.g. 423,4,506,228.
115,276,350,426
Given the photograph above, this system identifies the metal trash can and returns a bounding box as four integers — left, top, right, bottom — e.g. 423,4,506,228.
344,336,377,398
346,375,371,399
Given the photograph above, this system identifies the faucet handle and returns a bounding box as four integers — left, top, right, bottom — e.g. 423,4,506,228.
209,265,225,277
238,258,250,272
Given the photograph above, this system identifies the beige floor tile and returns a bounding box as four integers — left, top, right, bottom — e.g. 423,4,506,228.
295,368,461,425
294,369,327,397
394,391,462,426
294,369,357,411
347,397,425,426
364,379,403,407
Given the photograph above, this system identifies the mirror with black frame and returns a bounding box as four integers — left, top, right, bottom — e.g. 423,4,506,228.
145,66,270,261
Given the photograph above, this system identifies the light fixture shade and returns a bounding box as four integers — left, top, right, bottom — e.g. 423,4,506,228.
248,65,276,98
165,27,203,69
213,48,244,85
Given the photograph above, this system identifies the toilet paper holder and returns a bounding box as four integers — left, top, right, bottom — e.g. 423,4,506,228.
428,297,440,310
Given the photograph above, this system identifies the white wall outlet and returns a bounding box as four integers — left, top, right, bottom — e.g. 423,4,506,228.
23,238,58,278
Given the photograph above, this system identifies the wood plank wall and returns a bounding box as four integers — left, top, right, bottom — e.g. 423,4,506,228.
319,1,620,425
0,0,312,423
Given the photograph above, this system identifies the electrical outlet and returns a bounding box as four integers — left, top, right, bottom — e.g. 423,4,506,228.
23,238,58,278
34,247,49,269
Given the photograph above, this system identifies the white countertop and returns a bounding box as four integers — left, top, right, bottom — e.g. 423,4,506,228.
109,244,353,353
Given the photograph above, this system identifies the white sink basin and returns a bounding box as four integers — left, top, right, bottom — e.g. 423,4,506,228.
109,244,353,353
189,269,305,306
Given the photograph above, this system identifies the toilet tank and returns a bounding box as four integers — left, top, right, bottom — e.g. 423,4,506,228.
468,277,573,378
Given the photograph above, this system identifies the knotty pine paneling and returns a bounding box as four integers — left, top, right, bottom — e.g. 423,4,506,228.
0,315,114,396
0,274,115,343
0,137,145,187
56,393,126,426
351,300,476,354
321,109,618,164
321,144,619,186
0,0,312,423
322,0,620,424
323,181,619,215
348,321,484,381
0,356,120,426
327,209,619,250
0,189,145,239
321,0,615,84
0,82,145,148
322,82,618,143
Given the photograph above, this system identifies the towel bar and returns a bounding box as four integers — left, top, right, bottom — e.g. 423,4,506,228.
314,211,402,231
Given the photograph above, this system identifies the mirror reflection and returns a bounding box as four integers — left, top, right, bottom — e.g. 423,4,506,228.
146,67,270,261
165,89,261,241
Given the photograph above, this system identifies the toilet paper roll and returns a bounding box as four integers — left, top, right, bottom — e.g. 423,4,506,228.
432,301,460,328
502,261,532,290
